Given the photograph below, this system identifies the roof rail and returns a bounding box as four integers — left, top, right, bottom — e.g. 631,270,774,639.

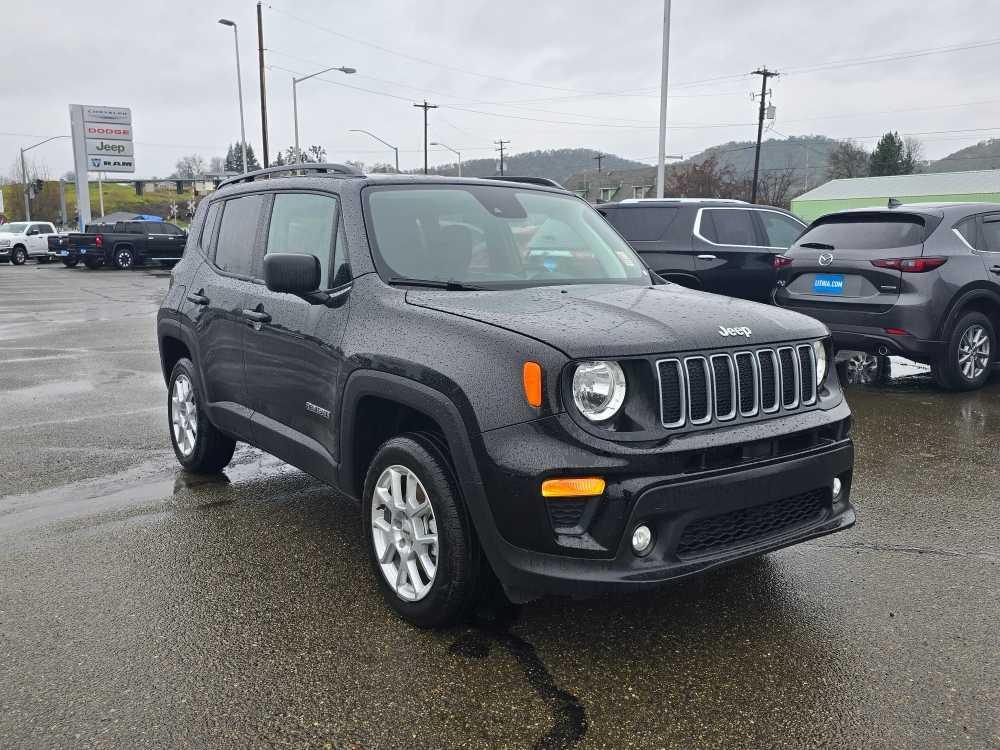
217,163,364,190
489,175,565,189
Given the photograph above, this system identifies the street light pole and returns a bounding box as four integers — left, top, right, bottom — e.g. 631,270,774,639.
348,129,399,172
430,142,461,176
19,135,71,221
292,66,357,162
655,0,672,198
218,19,248,173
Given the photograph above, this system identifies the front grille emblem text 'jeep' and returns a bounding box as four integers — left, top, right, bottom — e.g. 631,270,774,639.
819,252,834,266
718,326,752,338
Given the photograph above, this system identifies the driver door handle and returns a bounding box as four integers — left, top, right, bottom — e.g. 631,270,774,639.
186,291,209,305
697,254,717,260
242,308,272,324
990,265,1000,275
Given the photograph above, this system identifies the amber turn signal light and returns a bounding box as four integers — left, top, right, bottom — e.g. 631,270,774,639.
541,477,606,498
523,361,543,407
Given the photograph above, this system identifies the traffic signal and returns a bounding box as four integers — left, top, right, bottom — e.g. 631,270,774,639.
34,179,44,193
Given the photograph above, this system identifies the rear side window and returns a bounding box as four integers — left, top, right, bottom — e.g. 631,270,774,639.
955,218,981,250
700,209,757,246
215,194,264,276
200,202,222,253
758,211,804,248
604,206,678,242
162,224,183,236
266,192,338,286
980,216,1000,253
797,213,931,250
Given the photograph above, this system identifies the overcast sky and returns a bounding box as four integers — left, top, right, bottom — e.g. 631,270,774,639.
6,0,1000,179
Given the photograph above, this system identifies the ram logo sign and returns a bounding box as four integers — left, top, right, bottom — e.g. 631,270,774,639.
718,326,752,338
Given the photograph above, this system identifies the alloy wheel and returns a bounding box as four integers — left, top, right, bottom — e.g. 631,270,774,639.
116,250,133,270
845,352,881,385
958,324,991,380
170,373,198,456
370,465,439,602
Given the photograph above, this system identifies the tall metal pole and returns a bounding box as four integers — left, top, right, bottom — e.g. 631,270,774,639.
495,139,510,175
293,79,300,161
431,142,462,176
750,67,778,204
20,148,30,220
257,1,269,167
98,172,105,218
655,0,671,198
233,26,248,173
350,129,399,171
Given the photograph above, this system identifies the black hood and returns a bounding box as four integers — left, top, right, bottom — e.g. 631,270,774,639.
406,283,828,359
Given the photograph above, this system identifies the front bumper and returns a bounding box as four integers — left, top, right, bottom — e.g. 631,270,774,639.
470,402,855,598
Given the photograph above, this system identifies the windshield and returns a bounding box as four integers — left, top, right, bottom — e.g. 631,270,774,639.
364,185,650,288
0,223,29,234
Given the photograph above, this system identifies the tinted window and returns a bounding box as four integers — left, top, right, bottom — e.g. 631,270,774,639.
215,195,264,276
266,193,338,286
162,224,183,236
701,209,757,245
980,217,1000,253
200,202,222,253
143,222,162,233
604,206,679,242
797,213,930,250
955,218,981,250
759,211,804,248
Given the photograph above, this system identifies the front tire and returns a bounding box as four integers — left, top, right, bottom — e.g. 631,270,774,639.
11,246,27,265
83,257,103,270
167,358,236,473
933,311,996,391
362,435,482,628
62,257,80,268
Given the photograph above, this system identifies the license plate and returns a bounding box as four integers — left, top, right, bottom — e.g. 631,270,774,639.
79,248,86,254
60,250,68,256
813,274,845,295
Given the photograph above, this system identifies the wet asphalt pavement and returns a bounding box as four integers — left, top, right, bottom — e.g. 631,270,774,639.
1,263,998,750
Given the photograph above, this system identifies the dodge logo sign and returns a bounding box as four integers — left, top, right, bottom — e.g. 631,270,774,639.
819,252,834,266
718,326,752,338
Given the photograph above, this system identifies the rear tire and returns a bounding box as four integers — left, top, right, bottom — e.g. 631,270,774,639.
113,246,135,270
836,352,891,386
11,246,27,265
362,434,482,628
83,257,103,270
62,258,79,268
932,311,995,391
167,357,236,473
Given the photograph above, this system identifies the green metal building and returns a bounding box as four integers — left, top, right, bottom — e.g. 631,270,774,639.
790,169,1000,222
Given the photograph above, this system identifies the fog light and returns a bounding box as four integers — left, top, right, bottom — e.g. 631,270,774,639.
631,524,653,555
832,477,843,499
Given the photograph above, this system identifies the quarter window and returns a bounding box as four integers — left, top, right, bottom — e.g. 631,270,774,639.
200,202,222,253
215,194,264,276
980,216,1000,253
759,211,804,248
701,209,757,246
955,218,981,250
266,193,338,287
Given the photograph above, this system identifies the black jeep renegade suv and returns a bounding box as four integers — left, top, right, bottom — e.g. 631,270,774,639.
157,164,855,627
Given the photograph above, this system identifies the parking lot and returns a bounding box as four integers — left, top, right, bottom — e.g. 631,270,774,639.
1,263,998,749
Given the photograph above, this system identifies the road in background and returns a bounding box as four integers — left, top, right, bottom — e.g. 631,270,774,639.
1,264,997,749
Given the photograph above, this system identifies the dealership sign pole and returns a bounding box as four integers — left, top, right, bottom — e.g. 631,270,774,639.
69,104,135,230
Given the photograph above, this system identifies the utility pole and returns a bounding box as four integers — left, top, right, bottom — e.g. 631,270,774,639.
655,0,671,198
20,148,30,220
495,138,510,175
257,1,269,167
750,67,778,204
413,100,438,174
593,152,605,173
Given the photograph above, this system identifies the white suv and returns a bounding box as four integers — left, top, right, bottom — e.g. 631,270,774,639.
0,221,59,265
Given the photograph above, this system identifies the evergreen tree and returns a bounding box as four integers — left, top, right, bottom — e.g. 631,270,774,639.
224,142,261,172
869,132,916,177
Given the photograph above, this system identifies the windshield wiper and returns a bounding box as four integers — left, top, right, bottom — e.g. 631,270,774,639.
386,277,484,291
800,241,835,250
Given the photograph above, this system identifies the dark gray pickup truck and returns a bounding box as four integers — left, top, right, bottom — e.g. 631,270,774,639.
66,220,187,270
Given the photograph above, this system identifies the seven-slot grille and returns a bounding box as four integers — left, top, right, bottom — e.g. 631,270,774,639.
657,344,818,429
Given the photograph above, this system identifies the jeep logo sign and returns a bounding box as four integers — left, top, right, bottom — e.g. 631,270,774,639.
86,138,134,157
718,325,752,338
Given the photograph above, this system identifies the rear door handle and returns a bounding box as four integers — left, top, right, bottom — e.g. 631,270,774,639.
242,309,272,324
697,254,717,260
991,265,1000,275
186,291,209,305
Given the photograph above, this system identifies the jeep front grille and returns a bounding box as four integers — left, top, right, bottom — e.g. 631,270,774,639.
657,344,817,429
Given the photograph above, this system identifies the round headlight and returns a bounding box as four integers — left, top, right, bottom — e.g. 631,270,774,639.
572,361,627,422
812,340,828,385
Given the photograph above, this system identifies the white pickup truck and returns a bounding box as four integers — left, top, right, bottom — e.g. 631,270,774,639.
0,221,59,265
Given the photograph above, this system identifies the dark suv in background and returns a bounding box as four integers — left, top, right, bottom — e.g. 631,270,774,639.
598,199,806,302
775,203,1000,390
158,165,854,627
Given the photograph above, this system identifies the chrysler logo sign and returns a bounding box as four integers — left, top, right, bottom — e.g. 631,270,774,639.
819,252,834,266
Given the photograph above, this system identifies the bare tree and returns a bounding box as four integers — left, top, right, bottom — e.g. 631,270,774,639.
369,161,398,174
173,154,206,179
665,156,742,199
826,140,869,180
904,137,925,172
208,156,226,174
753,168,798,208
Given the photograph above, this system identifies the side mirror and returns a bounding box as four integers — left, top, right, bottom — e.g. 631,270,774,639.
264,252,322,297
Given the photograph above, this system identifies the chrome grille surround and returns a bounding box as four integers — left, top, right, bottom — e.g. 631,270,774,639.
657,342,820,430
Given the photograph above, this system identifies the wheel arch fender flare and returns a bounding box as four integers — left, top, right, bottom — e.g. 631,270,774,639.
338,369,503,561
937,284,1000,341
156,317,207,395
